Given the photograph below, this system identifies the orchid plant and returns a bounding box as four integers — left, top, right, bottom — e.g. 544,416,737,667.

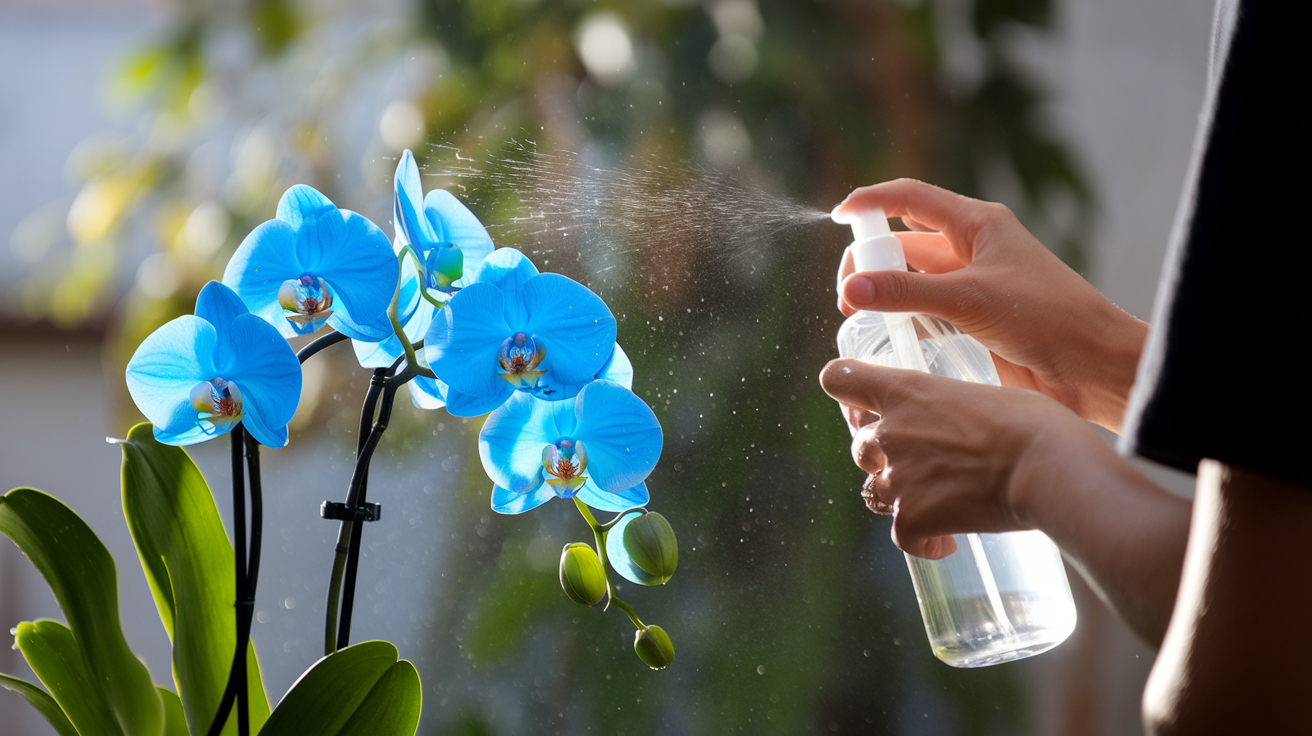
1,149,679,736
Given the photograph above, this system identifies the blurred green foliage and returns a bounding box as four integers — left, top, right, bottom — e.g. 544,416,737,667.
22,0,1090,732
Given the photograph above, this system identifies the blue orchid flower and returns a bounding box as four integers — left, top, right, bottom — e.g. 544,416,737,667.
409,341,634,412
126,281,302,447
479,379,662,515
354,150,494,410
425,248,617,417
223,185,398,342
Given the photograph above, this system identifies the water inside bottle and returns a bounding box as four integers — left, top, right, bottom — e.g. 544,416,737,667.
837,311,1077,667
907,531,1075,668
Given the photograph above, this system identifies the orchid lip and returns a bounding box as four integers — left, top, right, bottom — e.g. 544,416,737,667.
543,439,589,496
498,332,547,389
191,377,245,435
278,274,334,334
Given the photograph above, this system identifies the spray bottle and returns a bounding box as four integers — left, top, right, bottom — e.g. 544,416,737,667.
832,206,1076,668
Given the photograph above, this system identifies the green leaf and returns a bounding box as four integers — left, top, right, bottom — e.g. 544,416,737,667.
14,620,125,736
336,661,422,736
119,423,272,734
0,671,79,736
0,488,162,736
159,687,190,736
258,641,422,736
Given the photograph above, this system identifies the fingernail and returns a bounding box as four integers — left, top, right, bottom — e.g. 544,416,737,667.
845,275,874,305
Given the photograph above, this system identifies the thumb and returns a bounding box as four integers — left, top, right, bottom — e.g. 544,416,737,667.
841,269,971,322
819,359,920,416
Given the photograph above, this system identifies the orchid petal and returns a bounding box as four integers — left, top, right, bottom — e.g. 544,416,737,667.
474,248,538,294
491,483,556,515
426,282,514,398
408,375,448,411
596,343,634,389
225,314,301,447
395,249,424,327
423,189,494,286
479,392,570,492
352,336,400,370
317,210,398,342
572,380,662,492
522,274,616,386
577,479,649,514
443,384,511,417
154,410,221,446
194,281,249,361
276,185,341,267
223,219,305,337
352,297,433,370
126,316,217,442
393,151,438,248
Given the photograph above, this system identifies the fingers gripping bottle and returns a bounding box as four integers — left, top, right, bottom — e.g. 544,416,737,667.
833,207,1076,668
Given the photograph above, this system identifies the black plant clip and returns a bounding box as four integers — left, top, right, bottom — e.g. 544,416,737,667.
320,501,381,522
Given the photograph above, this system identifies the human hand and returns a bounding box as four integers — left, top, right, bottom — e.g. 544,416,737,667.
832,179,1147,431
819,357,1119,560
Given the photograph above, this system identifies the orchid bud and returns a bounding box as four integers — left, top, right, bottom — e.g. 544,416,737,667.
634,625,675,670
559,543,607,607
623,512,678,584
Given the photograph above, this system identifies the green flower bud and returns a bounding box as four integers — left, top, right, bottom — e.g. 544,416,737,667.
559,543,607,607
634,625,675,670
623,512,678,584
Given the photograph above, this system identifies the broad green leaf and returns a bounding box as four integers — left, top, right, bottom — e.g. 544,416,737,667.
14,619,124,736
0,671,79,736
159,688,189,736
0,488,162,736
119,423,272,735
258,641,421,736
337,661,422,736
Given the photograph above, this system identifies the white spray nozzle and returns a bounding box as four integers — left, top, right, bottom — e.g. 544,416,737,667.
831,205,892,243
831,205,905,273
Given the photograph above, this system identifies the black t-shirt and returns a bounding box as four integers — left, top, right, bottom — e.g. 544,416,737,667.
1120,0,1308,488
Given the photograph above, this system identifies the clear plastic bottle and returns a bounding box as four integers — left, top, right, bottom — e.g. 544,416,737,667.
833,207,1076,668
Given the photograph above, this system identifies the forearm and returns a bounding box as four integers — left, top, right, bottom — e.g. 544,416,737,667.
1143,462,1312,735
1011,433,1190,646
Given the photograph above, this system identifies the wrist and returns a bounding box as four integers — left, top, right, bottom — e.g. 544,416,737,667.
1005,403,1121,533
1070,308,1148,432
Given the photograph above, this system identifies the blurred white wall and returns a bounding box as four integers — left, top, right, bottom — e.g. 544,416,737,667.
1010,2,1213,734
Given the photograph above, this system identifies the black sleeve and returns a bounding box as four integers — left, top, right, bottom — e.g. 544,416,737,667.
1119,0,1310,488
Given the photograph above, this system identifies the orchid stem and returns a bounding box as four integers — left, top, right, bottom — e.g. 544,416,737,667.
610,598,645,630
206,426,260,736
337,379,398,650
323,368,399,653
387,298,436,380
323,371,383,654
297,330,348,364
574,498,644,629
399,245,446,309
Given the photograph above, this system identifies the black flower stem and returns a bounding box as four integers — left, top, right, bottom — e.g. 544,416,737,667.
323,370,384,654
323,368,400,654
230,426,249,736
573,498,645,630
337,378,399,650
243,431,263,694
297,330,349,364
206,425,261,736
